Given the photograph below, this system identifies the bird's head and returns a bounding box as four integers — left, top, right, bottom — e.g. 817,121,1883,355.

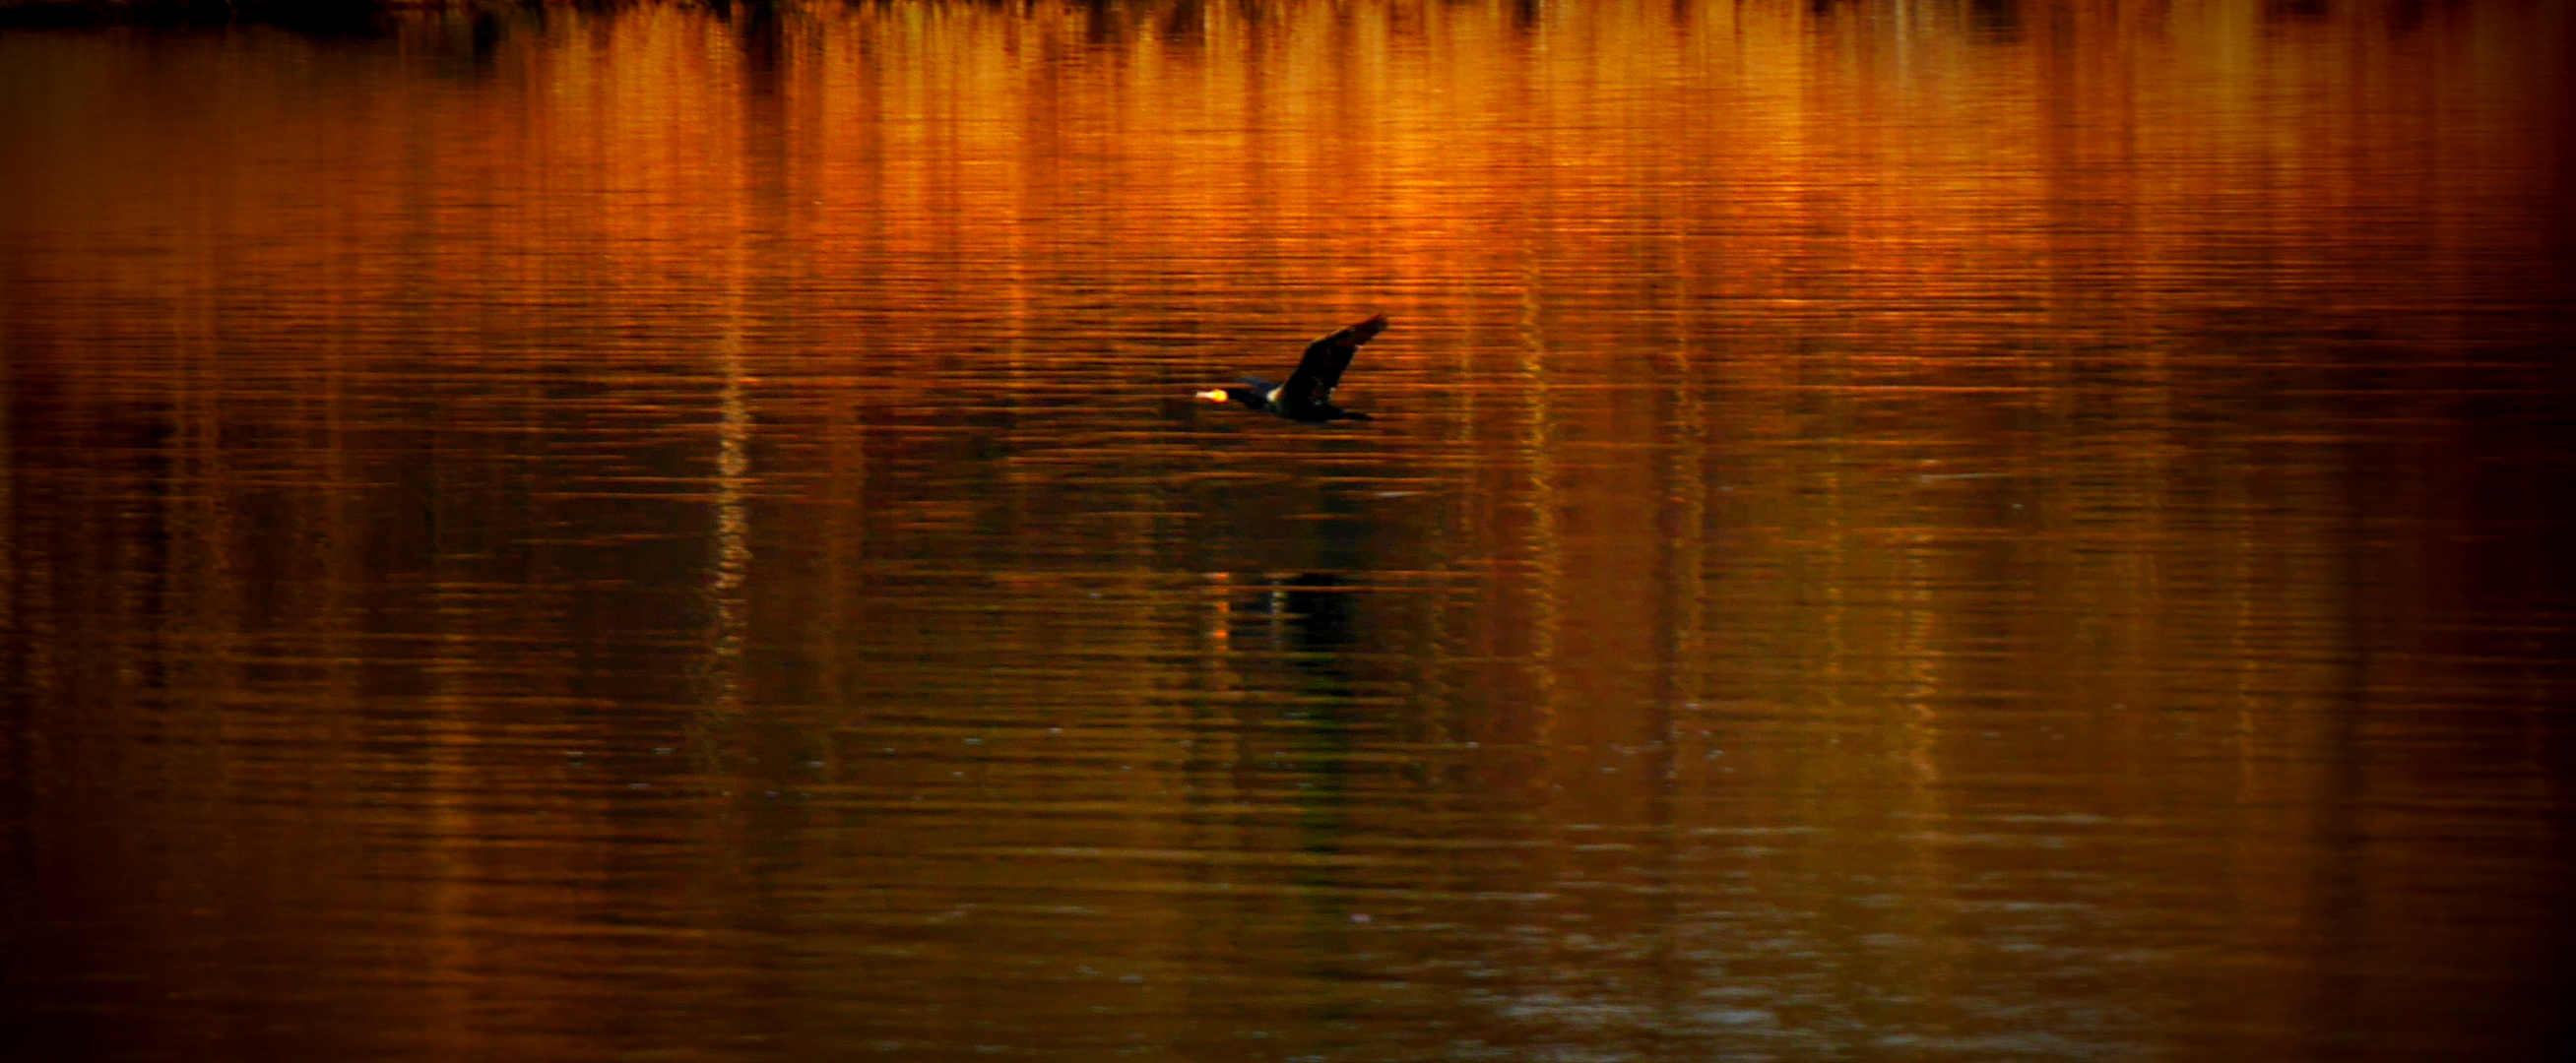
1194,388,1231,404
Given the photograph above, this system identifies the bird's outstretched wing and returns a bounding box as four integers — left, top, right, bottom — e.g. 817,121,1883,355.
1283,314,1389,407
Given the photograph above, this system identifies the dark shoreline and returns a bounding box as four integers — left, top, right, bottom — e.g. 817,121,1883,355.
1,0,398,31
0,0,772,32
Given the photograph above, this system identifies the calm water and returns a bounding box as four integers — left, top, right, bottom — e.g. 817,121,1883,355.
5,1,2573,1060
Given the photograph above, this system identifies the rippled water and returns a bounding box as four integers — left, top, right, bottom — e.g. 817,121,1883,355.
4,1,2573,1060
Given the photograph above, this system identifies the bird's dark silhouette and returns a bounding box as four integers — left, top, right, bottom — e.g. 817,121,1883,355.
1196,315,1389,423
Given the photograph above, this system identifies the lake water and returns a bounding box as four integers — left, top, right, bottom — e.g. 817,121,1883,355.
4,1,2572,1060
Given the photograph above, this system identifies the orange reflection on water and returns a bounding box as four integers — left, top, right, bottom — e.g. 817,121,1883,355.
3,2,2572,1060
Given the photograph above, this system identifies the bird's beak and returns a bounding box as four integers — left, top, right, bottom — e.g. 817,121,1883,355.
1194,389,1228,403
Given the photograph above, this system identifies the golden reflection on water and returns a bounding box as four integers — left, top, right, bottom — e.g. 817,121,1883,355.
3,1,2572,1060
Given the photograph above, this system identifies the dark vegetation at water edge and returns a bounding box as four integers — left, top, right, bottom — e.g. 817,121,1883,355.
2,0,425,31
0,0,776,32
4,0,324,31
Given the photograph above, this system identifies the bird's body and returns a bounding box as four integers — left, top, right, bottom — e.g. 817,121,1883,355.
1197,315,1388,423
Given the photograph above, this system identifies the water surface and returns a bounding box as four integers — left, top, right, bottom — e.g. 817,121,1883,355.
4,2,2573,1060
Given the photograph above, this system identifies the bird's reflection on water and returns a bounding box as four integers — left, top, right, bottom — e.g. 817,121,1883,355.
1209,571,1378,947
1232,573,1358,654
1203,570,1368,742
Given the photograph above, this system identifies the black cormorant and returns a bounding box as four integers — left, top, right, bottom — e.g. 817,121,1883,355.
1196,315,1389,423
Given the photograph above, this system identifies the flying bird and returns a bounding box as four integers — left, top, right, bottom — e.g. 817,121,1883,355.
1195,315,1389,423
